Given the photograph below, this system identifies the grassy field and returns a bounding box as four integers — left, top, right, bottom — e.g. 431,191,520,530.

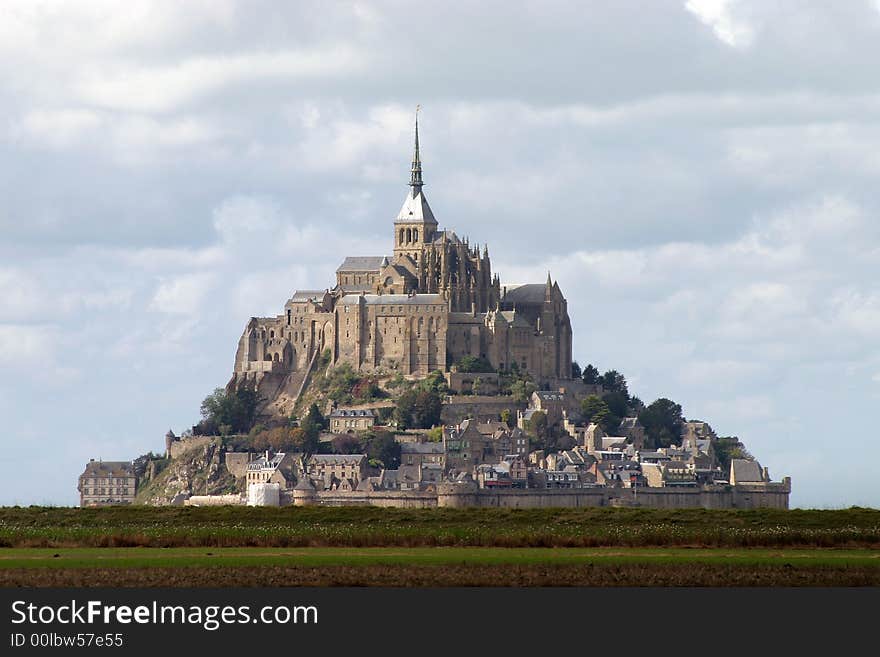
1,546,878,587
3,506,879,549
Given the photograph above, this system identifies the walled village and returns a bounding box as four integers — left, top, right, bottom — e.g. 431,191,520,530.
78,119,790,510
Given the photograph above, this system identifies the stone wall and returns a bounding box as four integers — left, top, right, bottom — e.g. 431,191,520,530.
308,481,790,510
314,490,437,508
168,435,214,460
224,452,257,479
441,395,525,424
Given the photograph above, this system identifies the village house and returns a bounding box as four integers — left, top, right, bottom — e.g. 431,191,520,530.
245,451,301,490
329,408,378,433
307,453,369,490
78,460,137,507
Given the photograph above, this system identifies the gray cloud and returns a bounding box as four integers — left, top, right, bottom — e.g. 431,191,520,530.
1,1,879,506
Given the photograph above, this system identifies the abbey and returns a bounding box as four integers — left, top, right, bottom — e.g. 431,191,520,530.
231,117,573,406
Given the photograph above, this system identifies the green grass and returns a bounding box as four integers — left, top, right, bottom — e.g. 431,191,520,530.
1,546,878,570
2,506,878,549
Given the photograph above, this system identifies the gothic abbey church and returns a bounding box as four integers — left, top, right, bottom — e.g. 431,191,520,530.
231,117,573,411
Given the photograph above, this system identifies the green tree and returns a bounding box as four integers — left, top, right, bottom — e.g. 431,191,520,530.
600,370,628,397
365,430,401,468
581,364,600,385
510,378,537,403
500,408,514,429
527,410,548,442
571,361,582,379
580,395,610,426
455,355,495,373
331,433,362,454
196,383,262,435
298,403,324,454
638,398,684,449
714,436,752,471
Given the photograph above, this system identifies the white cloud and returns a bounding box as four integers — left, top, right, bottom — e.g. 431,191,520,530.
149,272,217,315
75,46,369,113
685,0,756,48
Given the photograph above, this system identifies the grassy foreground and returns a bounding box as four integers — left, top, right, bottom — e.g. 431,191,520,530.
3,506,879,549
1,546,878,587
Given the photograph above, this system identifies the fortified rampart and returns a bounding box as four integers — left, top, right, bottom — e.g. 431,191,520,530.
288,478,791,510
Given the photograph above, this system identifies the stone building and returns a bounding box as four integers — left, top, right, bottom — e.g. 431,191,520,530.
329,408,377,433
229,115,573,412
245,451,300,490
307,454,369,490
78,460,136,507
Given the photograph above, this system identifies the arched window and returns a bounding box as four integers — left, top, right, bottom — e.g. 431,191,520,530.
270,330,275,339
406,228,412,243
413,229,419,242
418,317,424,336
399,228,405,245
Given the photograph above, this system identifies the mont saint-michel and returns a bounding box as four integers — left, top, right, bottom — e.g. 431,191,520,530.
78,117,790,510
231,115,572,416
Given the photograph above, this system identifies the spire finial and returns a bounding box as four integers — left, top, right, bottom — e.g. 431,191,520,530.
410,105,423,196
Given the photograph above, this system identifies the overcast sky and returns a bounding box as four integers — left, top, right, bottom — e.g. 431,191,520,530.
1,0,878,507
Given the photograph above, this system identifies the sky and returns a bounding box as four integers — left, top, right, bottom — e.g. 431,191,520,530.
1,0,878,508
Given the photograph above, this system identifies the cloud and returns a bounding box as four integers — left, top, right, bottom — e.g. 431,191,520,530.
685,0,756,48
2,2,880,507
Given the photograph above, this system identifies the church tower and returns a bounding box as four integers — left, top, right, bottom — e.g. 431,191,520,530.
393,108,438,263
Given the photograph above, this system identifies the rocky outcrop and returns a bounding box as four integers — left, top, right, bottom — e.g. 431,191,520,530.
135,438,238,506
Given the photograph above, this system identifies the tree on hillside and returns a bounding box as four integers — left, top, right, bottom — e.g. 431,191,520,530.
455,355,495,373
297,403,324,454
714,436,752,471
331,433,362,454
639,398,685,449
582,364,600,385
196,383,263,436
599,370,628,397
581,395,610,426
365,430,401,469
527,410,548,443
394,388,443,429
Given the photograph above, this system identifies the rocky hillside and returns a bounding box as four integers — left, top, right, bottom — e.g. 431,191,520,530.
135,438,238,505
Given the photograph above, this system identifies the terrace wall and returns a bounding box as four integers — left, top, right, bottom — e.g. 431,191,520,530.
309,481,790,510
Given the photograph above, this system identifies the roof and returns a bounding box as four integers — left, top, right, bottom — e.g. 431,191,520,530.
498,310,533,328
619,417,641,430
329,408,377,418
309,454,367,464
247,452,295,471
289,290,326,303
336,256,388,273
401,442,444,454
502,284,547,305
396,189,436,223
535,391,565,402
339,293,445,306
731,459,763,483
80,461,133,477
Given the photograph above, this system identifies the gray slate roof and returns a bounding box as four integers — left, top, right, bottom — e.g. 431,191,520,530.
339,293,445,306
401,442,444,454
290,290,326,303
336,256,388,273
80,461,134,477
731,459,763,483
329,408,377,418
502,284,547,305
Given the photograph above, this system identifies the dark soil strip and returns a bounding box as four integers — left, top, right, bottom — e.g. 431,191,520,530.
2,564,879,587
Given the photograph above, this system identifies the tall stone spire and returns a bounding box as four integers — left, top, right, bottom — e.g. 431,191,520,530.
409,105,423,197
